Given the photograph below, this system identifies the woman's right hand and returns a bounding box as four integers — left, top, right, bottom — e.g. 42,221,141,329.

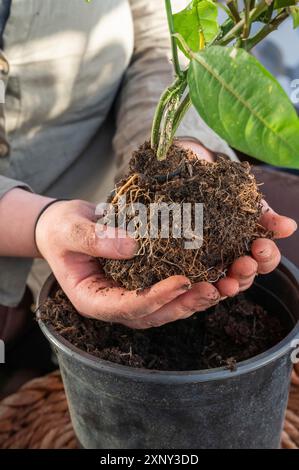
35,199,223,328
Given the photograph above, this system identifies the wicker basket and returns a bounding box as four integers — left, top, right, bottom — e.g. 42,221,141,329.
0,365,298,449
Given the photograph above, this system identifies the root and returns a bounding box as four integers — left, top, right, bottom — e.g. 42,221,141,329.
112,173,139,205
101,143,268,291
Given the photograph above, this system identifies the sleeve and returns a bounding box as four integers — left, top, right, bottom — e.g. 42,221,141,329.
0,50,32,199
0,170,34,309
0,175,32,199
113,0,238,178
0,50,33,308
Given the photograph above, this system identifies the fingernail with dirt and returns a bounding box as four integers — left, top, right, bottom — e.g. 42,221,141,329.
179,282,192,292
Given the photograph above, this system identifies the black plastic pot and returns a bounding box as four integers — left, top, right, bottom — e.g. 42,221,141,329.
38,258,299,449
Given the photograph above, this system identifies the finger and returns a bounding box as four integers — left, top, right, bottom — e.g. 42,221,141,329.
238,276,256,292
228,256,258,281
177,139,214,162
251,238,281,274
126,282,221,329
66,218,137,259
69,273,192,321
260,200,297,239
216,277,239,297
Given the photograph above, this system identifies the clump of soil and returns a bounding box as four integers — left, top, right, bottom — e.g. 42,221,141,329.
101,141,269,290
39,288,288,371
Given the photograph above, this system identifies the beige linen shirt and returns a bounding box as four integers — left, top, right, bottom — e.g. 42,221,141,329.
0,0,236,307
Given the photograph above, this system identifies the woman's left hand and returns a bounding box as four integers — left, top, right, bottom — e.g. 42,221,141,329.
178,139,298,299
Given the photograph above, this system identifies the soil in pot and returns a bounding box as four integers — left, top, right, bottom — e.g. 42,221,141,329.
39,287,290,372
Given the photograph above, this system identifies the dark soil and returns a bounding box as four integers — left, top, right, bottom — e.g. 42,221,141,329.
39,287,288,371
101,141,269,291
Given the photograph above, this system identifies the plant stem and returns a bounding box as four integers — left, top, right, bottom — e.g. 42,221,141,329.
246,10,289,50
156,96,180,160
151,1,185,155
242,0,251,40
227,0,241,23
264,1,274,24
156,80,187,160
171,93,192,137
151,77,182,150
219,0,267,45
165,0,183,78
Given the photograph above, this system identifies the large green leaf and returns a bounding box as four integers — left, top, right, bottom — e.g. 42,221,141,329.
290,6,299,28
173,0,219,54
187,46,299,168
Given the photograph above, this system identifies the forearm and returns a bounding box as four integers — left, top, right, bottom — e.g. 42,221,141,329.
0,188,53,257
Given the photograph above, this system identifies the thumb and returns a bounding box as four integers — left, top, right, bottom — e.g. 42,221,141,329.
177,139,215,162
67,219,137,259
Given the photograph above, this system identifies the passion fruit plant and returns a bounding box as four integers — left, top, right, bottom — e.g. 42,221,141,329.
152,0,299,165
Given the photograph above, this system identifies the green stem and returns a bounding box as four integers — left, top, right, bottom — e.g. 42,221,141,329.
156,79,187,160
165,0,183,78
242,0,251,40
245,10,289,50
211,17,235,44
151,77,182,149
227,0,241,23
219,0,267,45
171,93,192,138
264,2,274,24
151,1,185,155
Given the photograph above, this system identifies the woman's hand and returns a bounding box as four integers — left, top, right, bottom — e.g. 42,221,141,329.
36,138,297,329
36,199,223,328
178,139,297,301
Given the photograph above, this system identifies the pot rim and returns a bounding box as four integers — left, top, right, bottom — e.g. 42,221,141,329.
37,257,299,384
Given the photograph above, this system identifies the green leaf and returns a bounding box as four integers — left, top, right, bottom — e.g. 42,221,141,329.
173,0,219,54
290,6,299,27
274,0,296,7
187,46,299,168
